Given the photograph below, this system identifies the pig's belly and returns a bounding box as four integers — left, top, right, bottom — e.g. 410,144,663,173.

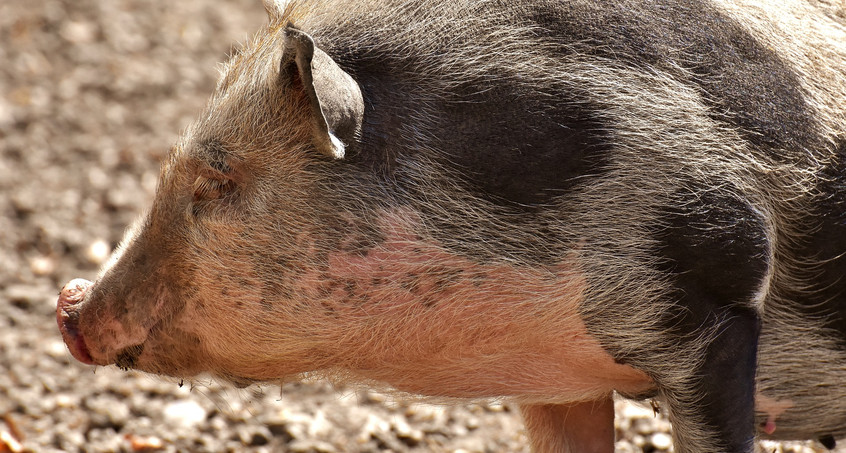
309,209,655,402
354,318,657,403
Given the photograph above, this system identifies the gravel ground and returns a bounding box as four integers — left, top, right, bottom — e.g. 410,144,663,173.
0,1,842,452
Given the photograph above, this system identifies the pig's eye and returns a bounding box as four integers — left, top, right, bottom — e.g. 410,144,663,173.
192,175,235,204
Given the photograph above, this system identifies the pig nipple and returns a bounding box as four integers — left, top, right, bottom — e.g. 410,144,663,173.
762,419,777,435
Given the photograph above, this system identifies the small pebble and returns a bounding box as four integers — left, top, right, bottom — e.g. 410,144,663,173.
620,401,656,420
0,430,23,453
650,432,673,450
125,433,164,451
391,415,423,445
86,239,112,265
163,400,207,429
288,440,337,453
46,339,70,359
30,256,55,276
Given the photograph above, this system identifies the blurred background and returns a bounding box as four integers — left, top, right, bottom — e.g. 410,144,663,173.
0,0,836,451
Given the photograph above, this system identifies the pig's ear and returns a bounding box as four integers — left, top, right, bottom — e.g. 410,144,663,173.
280,26,364,160
262,0,287,22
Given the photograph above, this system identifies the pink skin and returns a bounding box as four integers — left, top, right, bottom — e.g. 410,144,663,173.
306,210,654,401
57,208,653,452
755,394,794,435
56,278,95,365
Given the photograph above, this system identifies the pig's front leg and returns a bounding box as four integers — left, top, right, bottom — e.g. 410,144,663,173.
638,186,768,453
520,397,616,453
657,309,761,453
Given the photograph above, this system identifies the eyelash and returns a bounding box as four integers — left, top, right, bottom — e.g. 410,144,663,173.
192,176,235,203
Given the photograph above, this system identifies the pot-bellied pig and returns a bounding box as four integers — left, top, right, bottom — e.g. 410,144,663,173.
57,0,846,451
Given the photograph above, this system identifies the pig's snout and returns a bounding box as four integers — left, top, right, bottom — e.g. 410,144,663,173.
57,279,95,365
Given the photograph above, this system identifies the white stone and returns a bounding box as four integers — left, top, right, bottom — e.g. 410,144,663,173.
86,239,111,265
650,432,673,450
163,400,207,428
30,256,55,276
619,400,655,420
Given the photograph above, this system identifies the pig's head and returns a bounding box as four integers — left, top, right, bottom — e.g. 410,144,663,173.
57,17,371,384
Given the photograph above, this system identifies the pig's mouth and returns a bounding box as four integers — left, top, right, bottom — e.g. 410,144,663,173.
56,279,95,365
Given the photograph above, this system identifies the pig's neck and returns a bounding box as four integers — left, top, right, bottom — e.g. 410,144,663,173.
314,209,652,401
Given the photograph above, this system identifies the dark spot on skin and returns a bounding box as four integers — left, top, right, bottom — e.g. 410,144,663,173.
323,23,606,266
252,250,295,303
133,251,150,270
275,254,290,268
260,298,274,312
341,233,380,257
525,0,820,154
260,276,295,303
319,210,385,259
344,34,611,209
469,271,489,288
433,84,611,208
115,343,144,371
315,281,335,299
343,279,357,297
320,301,337,316
438,268,464,285
654,183,770,334
399,274,420,294
178,284,201,301
337,278,371,305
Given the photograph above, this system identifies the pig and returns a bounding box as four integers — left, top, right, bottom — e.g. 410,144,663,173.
56,0,846,451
